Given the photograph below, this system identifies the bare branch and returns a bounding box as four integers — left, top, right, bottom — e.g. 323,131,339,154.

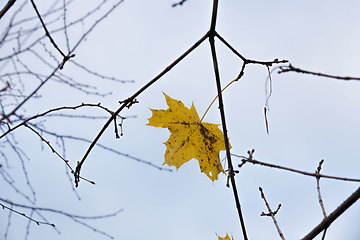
1,103,116,139
172,0,188,7
24,123,68,165
259,187,285,240
301,186,360,240
0,201,55,227
30,0,66,58
278,64,360,81
0,197,123,239
315,160,328,240
235,152,360,182
70,60,134,83
23,123,95,185
215,32,288,66
316,160,327,218
0,0,16,19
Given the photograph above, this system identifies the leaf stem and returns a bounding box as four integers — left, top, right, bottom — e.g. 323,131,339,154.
199,77,238,123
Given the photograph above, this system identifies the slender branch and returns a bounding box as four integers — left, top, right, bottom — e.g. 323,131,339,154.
28,123,172,172
172,0,187,7
75,32,210,187
70,0,124,56
0,0,16,19
316,160,327,218
70,60,134,83
236,153,360,182
0,201,55,227
315,160,328,240
259,187,285,240
278,64,360,81
208,8,248,238
215,32,288,66
0,197,123,239
0,103,114,140
62,0,70,52
301,186,360,240
30,0,66,58
24,123,69,165
1,66,60,122
23,123,95,185
5,136,37,204
0,199,124,220
215,32,246,61
246,58,288,66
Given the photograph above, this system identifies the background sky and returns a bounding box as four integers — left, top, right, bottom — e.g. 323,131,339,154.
1,0,360,240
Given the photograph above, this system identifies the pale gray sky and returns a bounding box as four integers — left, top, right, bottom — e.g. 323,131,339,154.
2,0,360,240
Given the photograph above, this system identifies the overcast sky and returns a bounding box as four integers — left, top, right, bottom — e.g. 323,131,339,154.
2,0,360,240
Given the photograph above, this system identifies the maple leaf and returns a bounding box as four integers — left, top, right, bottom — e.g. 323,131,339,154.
217,233,234,240
147,93,230,181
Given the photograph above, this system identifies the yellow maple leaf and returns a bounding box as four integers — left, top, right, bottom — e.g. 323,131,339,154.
217,233,234,240
147,93,229,181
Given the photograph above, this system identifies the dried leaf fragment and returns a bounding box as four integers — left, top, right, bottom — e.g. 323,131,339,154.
217,233,234,240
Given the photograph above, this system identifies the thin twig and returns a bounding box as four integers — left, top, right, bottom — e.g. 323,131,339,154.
172,0,187,7
278,64,360,81
316,160,327,217
0,103,115,140
29,122,172,172
214,32,246,61
23,123,94,185
0,201,55,227
62,0,70,53
70,0,124,56
30,0,66,58
301,186,360,240
0,65,60,122
24,123,69,165
0,197,123,220
70,60,134,83
215,32,288,66
235,153,360,182
315,160,328,240
0,197,123,239
259,187,285,240
5,137,37,204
